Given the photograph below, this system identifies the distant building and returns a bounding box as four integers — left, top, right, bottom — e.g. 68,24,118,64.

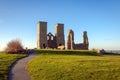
37,21,89,50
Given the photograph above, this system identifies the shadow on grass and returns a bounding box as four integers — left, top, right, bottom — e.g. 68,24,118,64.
35,49,100,56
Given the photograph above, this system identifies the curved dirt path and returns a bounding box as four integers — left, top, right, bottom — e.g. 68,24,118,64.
8,51,37,80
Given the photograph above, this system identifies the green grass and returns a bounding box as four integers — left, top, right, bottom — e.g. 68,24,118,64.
0,53,26,80
35,49,100,56
26,50,120,80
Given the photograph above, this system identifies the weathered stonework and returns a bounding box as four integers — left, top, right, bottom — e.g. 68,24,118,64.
55,24,65,46
83,31,89,49
66,30,89,50
37,21,65,49
47,32,57,48
37,22,47,49
66,29,74,49
37,21,89,50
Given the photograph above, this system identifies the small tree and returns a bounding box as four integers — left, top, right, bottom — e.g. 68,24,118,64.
5,39,24,53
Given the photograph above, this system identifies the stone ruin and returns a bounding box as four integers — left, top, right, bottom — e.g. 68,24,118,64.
37,21,89,50
37,21,65,49
67,30,89,50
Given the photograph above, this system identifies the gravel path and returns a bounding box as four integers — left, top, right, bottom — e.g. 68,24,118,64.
8,51,37,80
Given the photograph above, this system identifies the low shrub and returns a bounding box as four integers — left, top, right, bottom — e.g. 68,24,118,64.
5,39,24,53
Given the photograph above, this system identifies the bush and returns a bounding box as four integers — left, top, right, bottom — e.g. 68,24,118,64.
5,39,24,53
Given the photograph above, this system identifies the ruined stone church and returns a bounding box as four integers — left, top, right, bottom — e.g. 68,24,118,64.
37,21,89,50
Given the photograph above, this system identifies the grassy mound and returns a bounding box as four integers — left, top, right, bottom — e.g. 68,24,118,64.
0,53,26,80
26,50,120,80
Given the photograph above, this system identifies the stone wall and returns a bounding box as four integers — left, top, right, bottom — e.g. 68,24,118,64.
66,30,89,50
66,29,74,49
37,21,89,50
37,21,65,49
83,31,89,49
37,21,47,49
55,24,65,47
47,32,57,49
74,43,87,50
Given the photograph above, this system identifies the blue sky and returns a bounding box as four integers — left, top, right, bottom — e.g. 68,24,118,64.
0,0,120,51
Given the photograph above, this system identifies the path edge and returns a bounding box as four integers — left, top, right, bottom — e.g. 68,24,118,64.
7,54,28,80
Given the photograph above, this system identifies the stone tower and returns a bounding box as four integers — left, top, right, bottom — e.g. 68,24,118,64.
67,29,74,49
37,21,47,49
55,24,65,47
83,31,89,49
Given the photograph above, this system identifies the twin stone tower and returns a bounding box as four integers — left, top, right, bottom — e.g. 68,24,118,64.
37,21,89,50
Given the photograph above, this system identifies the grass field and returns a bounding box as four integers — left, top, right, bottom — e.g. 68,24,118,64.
0,53,26,80
26,50,120,80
